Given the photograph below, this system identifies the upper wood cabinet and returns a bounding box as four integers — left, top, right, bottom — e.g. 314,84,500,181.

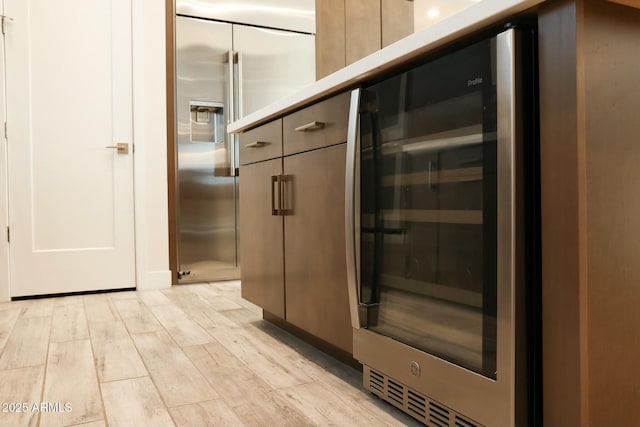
316,0,414,79
381,0,414,47
345,0,382,65
316,0,346,79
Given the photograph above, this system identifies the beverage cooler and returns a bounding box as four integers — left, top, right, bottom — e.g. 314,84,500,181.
345,28,540,426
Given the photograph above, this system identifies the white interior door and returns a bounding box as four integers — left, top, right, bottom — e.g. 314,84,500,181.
5,0,135,297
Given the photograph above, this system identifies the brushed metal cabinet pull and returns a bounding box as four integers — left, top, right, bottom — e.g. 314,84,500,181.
279,174,291,216
294,121,325,132
271,175,279,216
244,141,265,148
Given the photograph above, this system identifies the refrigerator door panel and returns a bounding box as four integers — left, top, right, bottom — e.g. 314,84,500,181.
176,17,239,282
233,25,315,117
176,0,316,34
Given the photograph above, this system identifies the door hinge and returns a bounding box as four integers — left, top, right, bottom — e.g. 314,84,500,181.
6,227,9,243
1,14,13,36
3,122,6,140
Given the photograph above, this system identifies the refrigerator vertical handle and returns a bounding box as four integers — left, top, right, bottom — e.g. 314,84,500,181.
226,50,235,124
225,51,236,177
345,88,363,329
235,52,244,119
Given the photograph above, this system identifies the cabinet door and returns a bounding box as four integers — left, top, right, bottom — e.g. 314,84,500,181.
381,0,414,47
315,0,346,79
239,158,285,317
283,144,352,353
345,0,382,65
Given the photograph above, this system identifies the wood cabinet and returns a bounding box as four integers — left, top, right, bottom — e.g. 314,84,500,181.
345,0,381,65
316,0,414,79
239,158,285,318
238,119,282,165
315,0,345,80
381,0,414,48
538,0,640,425
238,93,352,354
283,144,351,352
283,92,350,156
239,120,285,316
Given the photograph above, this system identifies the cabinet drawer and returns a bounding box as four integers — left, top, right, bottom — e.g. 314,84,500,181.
283,91,350,156
239,119,282,166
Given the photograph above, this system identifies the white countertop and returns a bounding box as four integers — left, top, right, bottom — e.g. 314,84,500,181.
227,0,544,134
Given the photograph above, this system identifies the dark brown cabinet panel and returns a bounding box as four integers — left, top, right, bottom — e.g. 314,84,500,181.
283,91,350,156
238,92,353,355
238,119,282,166
283,144,352,353
239,158,285,317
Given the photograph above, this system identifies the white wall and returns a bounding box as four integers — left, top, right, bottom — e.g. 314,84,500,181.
132,0,172,291
0,0,171,301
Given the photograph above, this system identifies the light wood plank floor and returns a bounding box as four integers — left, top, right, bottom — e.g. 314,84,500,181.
0,281,421,427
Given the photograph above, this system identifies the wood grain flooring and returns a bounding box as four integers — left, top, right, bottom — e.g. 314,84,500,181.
0,317,51,369
49,304,89,343
0,281,421,427
39,340,103,427
101,377,174,427
0,366,44,427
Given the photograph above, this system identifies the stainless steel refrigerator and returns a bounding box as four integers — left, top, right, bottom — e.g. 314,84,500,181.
175,2,315,283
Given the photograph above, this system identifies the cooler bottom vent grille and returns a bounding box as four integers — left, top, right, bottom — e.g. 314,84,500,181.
429,401,450,427
408,389,426,418
363,365,483,427
455,415,481,427
388,378,404,405
370,369,384,394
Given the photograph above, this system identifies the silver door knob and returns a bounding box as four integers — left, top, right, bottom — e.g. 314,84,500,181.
105,143,129,154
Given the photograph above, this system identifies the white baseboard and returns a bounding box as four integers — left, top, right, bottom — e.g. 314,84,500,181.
138,270,172,291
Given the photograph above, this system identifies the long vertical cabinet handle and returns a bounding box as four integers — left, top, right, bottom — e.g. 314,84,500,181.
271,175,280,216
496,27,519,413
345,88,363,329
279,174,287,216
